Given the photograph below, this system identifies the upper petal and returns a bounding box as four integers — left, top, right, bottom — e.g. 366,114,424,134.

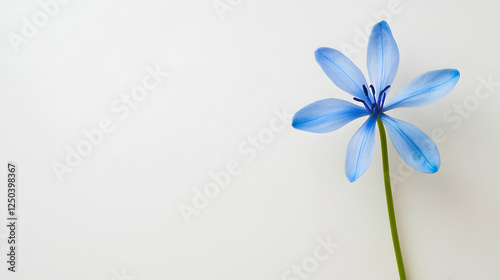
315,47,368,100
345,115,377,182
380,114,440,173
292,98,369,133
367,21,399,94
383,69,460,111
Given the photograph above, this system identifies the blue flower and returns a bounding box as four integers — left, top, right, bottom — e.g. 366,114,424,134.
292,21,460,182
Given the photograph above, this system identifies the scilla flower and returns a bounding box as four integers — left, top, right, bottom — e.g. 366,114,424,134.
293,21,459,182
292,21,459,279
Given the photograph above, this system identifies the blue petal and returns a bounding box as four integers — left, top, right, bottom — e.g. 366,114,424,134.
383,69,460,110
292,98,369,133
315,47,368,100
380,114,440,173
367,21,399,94
345,115,377,182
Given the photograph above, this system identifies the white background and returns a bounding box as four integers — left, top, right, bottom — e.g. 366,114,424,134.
1,0,499,279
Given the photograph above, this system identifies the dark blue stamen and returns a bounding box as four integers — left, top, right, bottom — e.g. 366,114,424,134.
369,85,379,111
378,85,391,109
369,85,376,95
380,85,391,95
378,92,386,108
362,85,369,96
363,84,375,105
377,92,383,107
358,84,391,115
353,97,371,112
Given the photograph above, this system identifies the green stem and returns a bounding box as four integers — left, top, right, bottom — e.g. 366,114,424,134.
377,118,407,280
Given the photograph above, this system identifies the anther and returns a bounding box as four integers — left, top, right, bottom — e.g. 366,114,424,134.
363,84,375,105
362,85,369,96
369,85,376,96
380,85,391,95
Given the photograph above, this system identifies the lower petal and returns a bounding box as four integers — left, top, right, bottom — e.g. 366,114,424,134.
345,115,377,182
380,114,440,173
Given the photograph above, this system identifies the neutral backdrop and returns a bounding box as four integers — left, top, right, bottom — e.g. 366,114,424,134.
1,0,499,279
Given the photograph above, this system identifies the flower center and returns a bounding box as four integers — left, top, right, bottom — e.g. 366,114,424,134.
353,84,391,115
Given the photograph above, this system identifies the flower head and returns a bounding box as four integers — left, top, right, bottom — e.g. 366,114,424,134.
292,21,460,182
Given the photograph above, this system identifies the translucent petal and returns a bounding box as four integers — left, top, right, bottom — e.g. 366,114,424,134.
315,47,368,100
380,114,440,173
383,69,460,110
345,115,377,182
367,21,399,94
292,98,369,133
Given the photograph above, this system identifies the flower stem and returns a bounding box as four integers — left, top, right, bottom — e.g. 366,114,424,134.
376,118,407,280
